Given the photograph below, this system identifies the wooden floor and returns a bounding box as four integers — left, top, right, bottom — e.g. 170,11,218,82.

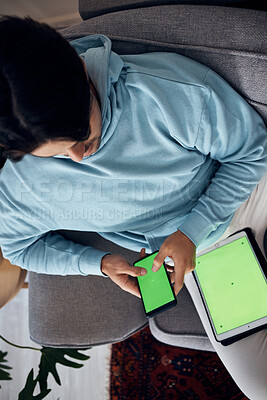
0,0,82,28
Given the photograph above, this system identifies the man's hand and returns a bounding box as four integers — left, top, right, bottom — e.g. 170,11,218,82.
101,248,147,298
152,230,196,296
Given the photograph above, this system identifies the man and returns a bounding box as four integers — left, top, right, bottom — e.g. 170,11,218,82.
0,15,266,298
0,15,267,399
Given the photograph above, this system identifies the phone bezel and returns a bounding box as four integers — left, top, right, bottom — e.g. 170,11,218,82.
134,250,177,318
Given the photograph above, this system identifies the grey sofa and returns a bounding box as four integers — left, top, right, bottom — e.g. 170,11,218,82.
29,1,267,351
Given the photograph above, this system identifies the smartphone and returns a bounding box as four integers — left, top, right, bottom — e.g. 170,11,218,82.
134,251,177,317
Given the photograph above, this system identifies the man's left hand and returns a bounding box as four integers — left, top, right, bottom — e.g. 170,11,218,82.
152,230,196,295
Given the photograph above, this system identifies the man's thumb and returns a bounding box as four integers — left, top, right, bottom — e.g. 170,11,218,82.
152,253,165,272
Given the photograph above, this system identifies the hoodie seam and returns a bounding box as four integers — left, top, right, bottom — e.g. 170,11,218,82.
122,69,208,89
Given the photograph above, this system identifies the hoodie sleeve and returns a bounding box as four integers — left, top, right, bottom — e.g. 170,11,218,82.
178,69,267,247
0,214,109,276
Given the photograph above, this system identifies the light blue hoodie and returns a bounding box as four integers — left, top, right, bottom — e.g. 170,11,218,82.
0,35,266,276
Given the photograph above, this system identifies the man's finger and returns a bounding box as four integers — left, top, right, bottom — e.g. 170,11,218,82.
168,271,175,284
166,264,174,273
122,276,141,298
127,265,147,277
173,266,186,295
140,248,146,259
152,250,166,272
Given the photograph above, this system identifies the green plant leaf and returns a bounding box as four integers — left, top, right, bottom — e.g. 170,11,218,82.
0,351,12,388
38,348,90,391
18,369,51,400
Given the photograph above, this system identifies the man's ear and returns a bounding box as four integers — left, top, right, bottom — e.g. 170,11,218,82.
80,58,88,81
80,58,99,101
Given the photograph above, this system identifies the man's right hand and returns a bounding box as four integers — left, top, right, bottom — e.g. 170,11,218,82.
101,249,147,298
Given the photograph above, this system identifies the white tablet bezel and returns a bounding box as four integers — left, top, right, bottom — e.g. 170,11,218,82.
193,230,267,344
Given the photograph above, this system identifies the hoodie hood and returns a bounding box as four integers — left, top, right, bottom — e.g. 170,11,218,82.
70,35,124,154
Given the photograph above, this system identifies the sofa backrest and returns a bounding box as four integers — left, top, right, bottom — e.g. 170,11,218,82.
79,0,266,19
60,4,267,124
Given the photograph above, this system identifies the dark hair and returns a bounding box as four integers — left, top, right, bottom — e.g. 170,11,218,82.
0,15,91,167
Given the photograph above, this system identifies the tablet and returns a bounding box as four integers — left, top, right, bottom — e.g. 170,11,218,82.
192,228,267,346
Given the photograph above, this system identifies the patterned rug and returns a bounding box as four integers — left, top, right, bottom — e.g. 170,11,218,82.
110,326,248,400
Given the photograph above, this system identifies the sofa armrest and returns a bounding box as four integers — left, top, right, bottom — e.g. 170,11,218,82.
28,232,148,348
28,231,211,349
149,286,215,351
29,272,148,348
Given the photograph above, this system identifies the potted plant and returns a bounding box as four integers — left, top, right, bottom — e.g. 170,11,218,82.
0,334,90,399
0,249,90,399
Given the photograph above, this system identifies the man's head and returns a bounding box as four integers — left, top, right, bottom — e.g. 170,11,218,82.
0,15,93,166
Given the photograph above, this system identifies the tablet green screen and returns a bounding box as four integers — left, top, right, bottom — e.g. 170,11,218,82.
195,237,267,334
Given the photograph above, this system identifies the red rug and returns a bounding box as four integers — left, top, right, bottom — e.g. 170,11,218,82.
110,326,248,400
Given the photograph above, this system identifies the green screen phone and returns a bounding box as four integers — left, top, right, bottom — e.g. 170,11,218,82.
134,251,177,317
